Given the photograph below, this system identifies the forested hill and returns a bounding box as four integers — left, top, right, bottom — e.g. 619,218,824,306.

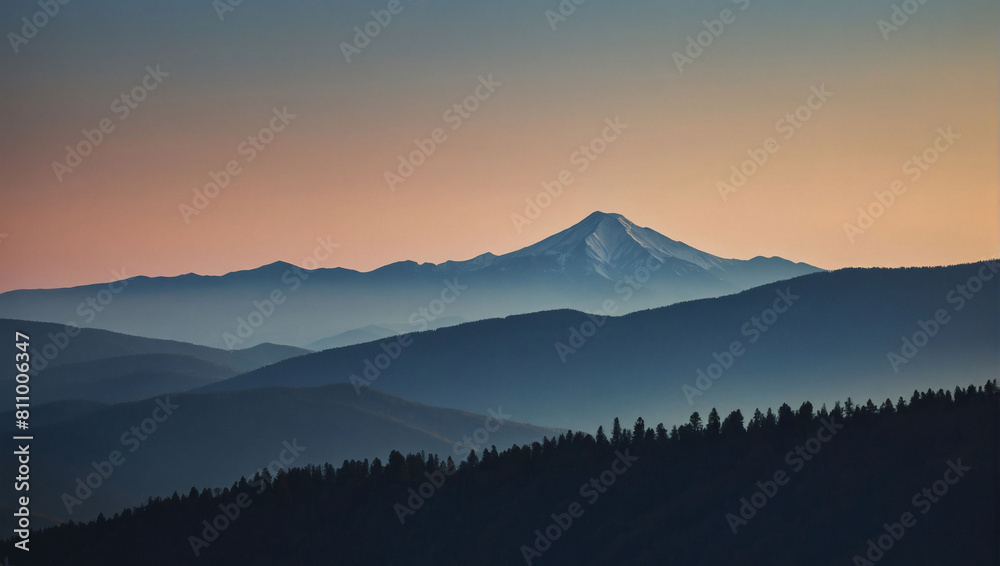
12,381,998,566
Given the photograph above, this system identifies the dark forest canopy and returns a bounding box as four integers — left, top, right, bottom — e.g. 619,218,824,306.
11,380,998,566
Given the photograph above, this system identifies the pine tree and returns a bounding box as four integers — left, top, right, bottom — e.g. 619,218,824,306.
633,417,646,442
689,411,703,433
386,450,406,481
831,401,843,419
720,410,745,437
764,408,777,430
706,408,721,436
798,401,814,424
777,403,794,430
596,425,608,447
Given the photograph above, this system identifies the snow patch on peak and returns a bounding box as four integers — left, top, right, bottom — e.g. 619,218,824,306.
467,211,746,281
576,213,727,275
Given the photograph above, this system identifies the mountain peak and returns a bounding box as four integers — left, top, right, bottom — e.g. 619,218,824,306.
515,212,630,252
498,211,726,279
578,211,630,231
582,210,625,221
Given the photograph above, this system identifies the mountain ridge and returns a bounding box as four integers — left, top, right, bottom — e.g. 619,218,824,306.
0,212,823,348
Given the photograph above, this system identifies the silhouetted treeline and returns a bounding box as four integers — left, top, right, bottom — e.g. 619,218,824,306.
11,381,998,565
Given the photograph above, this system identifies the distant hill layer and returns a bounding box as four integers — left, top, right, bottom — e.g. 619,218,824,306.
1,318,309,374
30,353,239,404
202,262,999,431
5,384,559,527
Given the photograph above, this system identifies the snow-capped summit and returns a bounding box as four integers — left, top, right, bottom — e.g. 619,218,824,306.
424,211,819,295
441,211,726,283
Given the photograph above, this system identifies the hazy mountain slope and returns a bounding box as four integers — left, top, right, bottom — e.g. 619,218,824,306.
305,317,465,351
0,318,309,374
0,212,822,349
0,399,109,428
32,354,239,404
201,261,999,431
6,385,559,527
306,325,399,351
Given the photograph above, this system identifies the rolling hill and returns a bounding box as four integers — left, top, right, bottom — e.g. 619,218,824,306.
30,353,239,404
200,261,999,431
0,318,310,375
6,384,560,528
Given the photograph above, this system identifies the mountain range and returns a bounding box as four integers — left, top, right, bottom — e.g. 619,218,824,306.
0,212,822,349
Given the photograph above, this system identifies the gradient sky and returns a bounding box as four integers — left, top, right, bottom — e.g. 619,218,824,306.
1,0,996,292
